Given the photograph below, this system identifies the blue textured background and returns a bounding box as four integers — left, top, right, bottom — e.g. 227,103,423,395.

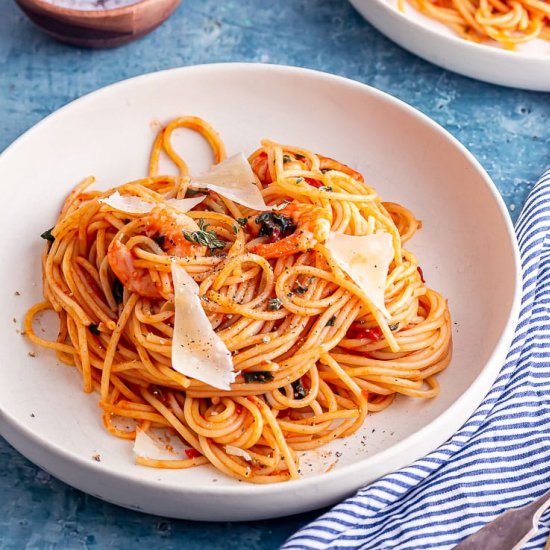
1,0,549,548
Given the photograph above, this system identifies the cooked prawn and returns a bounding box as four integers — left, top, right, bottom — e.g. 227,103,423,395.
318,155,364,183
250,202,331,259
143,206,204,257
108,240,162,299
107,206,205,299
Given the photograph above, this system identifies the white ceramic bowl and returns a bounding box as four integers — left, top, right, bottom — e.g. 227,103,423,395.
0,63,521,521
350,0,550,91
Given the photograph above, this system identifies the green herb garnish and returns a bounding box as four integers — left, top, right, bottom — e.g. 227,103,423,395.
282,154,292,163
319,186,333,192
89,324,100,335
294,283,308,294
292,379,308,400
41,227,55,242
295,177,304,184
326,315,336,327
232,225,239,234
243,371,274,384
268,298,282,311
183,219,226,255
389,322,399,331
236,217,248,226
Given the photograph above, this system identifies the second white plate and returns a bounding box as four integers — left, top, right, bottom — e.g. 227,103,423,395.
350,0,550,91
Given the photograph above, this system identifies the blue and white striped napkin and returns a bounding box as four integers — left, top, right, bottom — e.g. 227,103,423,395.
283,168,550,550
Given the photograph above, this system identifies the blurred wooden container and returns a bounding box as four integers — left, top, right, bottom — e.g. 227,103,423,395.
15,0,181,48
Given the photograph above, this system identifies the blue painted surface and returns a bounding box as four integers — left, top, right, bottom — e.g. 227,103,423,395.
0,0,549,548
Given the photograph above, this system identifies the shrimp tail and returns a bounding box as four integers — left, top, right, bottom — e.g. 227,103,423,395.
107,239,162,299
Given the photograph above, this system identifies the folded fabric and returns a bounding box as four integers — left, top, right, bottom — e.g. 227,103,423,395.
283,168,550,550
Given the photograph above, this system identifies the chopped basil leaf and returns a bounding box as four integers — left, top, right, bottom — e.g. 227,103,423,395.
268,298,282,311
294,283,308,294
243,371,274,383
41,227,55,242
255,212,297,239
282,154,292,163
292,379,308,400
319,186,333,192
326,315,336,327
89,324,100,335
236,217,248,226
389,322,399,331
232,224,238,234
183,219,226,255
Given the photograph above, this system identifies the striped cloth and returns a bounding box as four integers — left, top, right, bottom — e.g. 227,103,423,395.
283,168,550,550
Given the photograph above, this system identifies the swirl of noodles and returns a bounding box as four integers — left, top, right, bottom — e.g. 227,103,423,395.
25,116,452,483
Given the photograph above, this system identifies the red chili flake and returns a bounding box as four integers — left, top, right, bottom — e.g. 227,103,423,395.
305,177,323,188
185,448,202,459
235,405,243,415
348,324,383,341
363,327,383,341
417,266,426,283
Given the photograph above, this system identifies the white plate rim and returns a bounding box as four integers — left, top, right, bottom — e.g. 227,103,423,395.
0,62,522,510
349,0,550,91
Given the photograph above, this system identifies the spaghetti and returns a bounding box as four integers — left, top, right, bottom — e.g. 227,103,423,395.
25,116,452,483
399,0,550,48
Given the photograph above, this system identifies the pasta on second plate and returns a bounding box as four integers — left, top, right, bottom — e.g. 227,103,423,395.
400,0,550,48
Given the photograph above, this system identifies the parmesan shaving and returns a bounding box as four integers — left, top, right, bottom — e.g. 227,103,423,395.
99,191,204,215
326,231,394,318
225,445,253,462
166,196,206,212
190,153,268,211
99,191,154,214
171,262,235,390
133,428,182,460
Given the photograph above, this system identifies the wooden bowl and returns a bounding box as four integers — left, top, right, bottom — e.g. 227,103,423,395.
15,0,181,48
